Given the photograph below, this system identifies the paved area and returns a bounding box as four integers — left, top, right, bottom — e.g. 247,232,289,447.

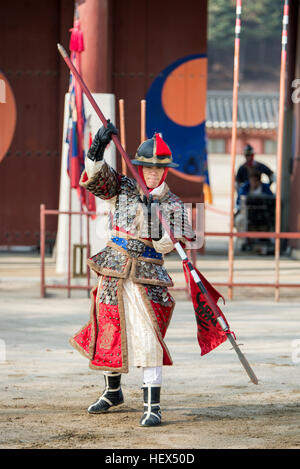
1,150,299,448
0,255,300,448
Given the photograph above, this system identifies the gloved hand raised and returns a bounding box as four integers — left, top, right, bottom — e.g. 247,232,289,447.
87,120,118,162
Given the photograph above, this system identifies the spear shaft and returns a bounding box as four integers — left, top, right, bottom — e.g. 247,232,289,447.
57,43,258,384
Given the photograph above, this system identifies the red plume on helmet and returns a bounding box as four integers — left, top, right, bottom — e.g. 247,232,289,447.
132,133,179,168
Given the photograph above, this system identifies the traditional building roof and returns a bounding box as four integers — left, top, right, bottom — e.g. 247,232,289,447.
206,91,279,130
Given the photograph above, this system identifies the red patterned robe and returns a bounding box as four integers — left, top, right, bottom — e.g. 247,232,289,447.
70,160,195,373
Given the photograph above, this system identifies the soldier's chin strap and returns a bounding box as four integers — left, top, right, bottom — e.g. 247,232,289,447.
137,166,168,192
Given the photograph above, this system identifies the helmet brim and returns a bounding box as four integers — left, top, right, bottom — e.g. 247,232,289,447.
131,159,179,168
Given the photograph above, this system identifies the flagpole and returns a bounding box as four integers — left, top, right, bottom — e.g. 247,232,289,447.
228,0,242,301
67,122,72,299
86,197,91,295
58,43,258,384
275,0,289,302
68,5,86,290
118,99,127,175
141,99,146,142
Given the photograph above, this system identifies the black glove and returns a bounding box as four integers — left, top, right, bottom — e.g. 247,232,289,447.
87,120,118,162
141,194,164,241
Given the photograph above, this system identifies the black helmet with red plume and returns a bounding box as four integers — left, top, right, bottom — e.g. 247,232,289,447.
131,133,179,168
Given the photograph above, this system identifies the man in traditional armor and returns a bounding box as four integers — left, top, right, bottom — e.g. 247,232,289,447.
70,122,195,426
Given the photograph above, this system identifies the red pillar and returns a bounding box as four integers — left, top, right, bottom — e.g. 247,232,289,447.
78,0,112,93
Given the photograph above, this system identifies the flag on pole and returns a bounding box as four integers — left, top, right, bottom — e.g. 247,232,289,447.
66,15,96,217
66,80,81,189
183,260,230,355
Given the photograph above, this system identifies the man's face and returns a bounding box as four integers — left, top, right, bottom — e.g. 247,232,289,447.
245,154,254,165
142,166,165,188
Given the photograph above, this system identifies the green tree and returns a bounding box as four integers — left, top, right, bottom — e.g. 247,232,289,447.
208,0,283,50
208,0,235,49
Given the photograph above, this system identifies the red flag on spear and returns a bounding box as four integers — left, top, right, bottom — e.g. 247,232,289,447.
183,261,230,356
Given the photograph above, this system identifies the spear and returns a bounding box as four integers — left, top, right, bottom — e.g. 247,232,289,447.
57,43,258,385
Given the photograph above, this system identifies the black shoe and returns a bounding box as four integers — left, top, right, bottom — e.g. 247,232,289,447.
139,385,161,427
88,372,124,414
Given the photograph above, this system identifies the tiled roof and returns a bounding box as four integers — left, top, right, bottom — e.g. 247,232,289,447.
206,91,279,130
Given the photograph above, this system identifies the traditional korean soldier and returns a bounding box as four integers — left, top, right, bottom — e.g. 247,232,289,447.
70,122,195,426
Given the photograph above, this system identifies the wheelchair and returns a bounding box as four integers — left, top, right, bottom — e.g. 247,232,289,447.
237,194,275,255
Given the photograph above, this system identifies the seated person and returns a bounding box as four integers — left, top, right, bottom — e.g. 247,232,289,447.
235,169,274,233
236,144,275,189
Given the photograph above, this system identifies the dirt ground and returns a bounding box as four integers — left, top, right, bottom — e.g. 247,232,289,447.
2,149,299,450
2,390,300,449
1,254,300,449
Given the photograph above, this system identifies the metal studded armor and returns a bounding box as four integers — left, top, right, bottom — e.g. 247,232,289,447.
70,161,196,373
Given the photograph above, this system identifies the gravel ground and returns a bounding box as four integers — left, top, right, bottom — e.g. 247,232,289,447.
1,269,300,449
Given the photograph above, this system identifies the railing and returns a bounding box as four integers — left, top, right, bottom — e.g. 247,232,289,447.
40,204,190,298
40,204,300,301
205,230,300,299
40,204,97,298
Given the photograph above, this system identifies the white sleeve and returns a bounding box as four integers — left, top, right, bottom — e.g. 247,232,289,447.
152,230,174,254
84,158,105,179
